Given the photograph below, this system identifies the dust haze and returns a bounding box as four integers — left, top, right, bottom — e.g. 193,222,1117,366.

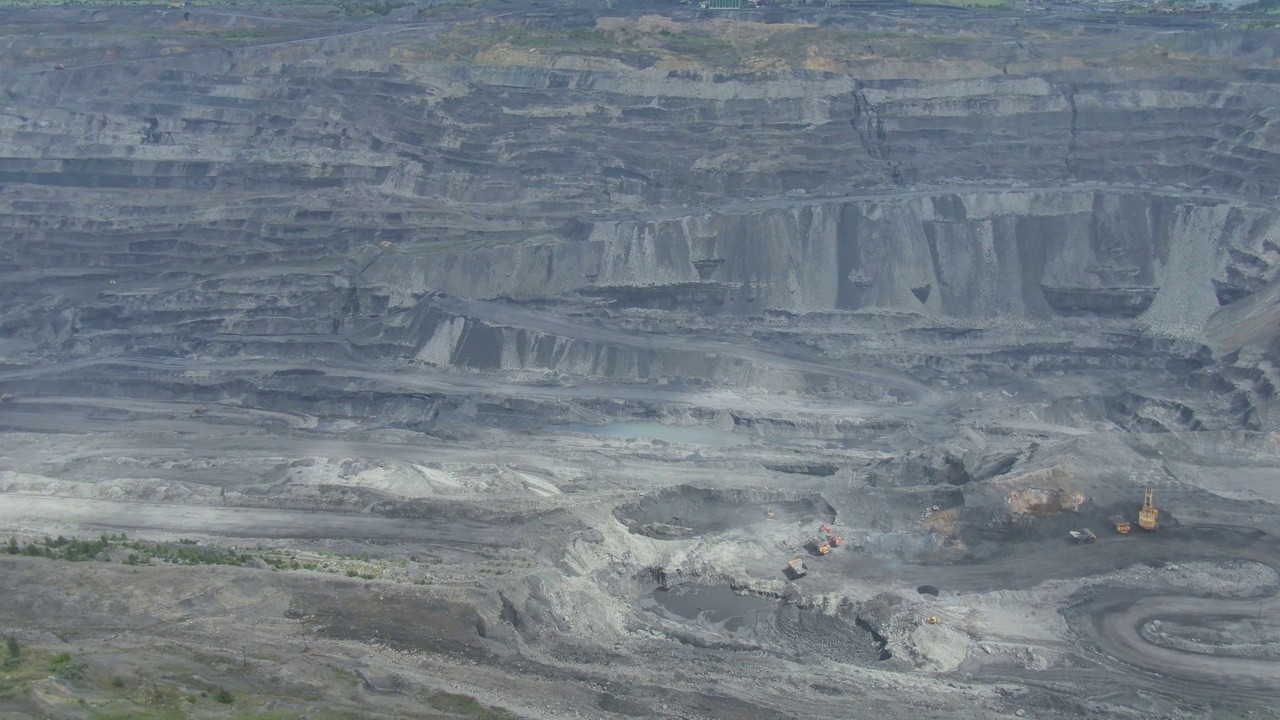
2,0,1280,718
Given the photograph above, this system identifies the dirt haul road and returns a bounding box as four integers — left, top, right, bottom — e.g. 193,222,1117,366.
0,495,520,546
1083,590,1280,691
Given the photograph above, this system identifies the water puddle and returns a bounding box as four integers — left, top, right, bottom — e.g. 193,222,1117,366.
548,421,747,447
642,583,774,633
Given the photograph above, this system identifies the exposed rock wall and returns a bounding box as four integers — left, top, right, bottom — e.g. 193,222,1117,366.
3,15,1279,389
366,190,1280,327
5,59,1280,207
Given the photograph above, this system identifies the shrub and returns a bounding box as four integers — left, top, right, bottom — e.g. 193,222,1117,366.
213,686,234,704
51,653,86,680
141,680,178,706
111,676,126,688
5,636,20,659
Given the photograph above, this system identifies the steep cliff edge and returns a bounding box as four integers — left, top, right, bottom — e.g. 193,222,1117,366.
363,189,1278,327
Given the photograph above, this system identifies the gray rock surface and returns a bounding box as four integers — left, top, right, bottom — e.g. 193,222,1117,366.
1,3,1279,720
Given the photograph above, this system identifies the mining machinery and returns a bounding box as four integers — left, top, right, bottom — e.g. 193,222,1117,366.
1069,529,1097,544
808,533,831,555
1138,487,1159,531
1111,515,1132,534
807,525,843,555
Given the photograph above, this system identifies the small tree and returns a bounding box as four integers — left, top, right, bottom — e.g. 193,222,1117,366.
5,536,17,555
5,636,20,659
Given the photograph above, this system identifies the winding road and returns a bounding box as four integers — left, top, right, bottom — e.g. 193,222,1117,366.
1066,530,1280,693
1085,590,1280,691
813,523,1280,695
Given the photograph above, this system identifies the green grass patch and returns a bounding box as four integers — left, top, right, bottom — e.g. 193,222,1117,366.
0,649,89,701
7,533,396,580
0,0,216,6
429,692,517,720
0,651,45,700
416,0,476,17
0,0,372,6
333,0,406,17
416,17,1010,71
213,686,234,704
655,30,739,65
90,711,188,720
207,27,273,42
427,21,763,67
0,641,367,720
436,23,647,62
52,651,88,680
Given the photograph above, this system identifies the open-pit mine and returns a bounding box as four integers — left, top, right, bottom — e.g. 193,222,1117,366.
2,0,1280,718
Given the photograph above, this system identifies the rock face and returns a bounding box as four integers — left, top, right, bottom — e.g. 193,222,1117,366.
2,10,1280,372
365,190,1275,323
0,6,1275,434
0,6,1276,472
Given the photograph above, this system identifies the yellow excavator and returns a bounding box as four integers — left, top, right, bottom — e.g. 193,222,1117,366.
807,525,843,556
1138,487,1159,531
809,534,831,556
